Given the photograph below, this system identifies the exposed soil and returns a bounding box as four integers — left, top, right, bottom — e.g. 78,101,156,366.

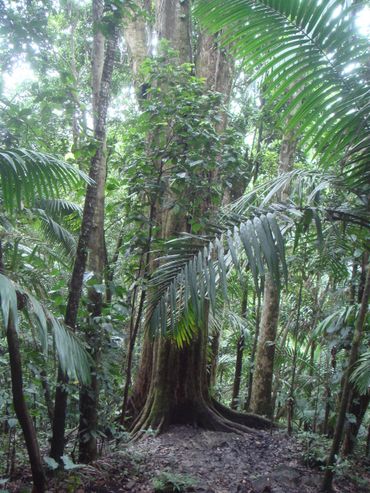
5,426,370,492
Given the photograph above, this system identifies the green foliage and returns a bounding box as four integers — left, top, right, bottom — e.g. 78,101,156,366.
147,211,287,345
152,471,198,493
117,47,246,230
0,273,91,384
0,148,90,212
351,351,370,395
299,431,331,469
195,0,370,190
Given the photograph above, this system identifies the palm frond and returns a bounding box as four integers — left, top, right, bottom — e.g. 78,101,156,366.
195,0,370,186
34,198,83,218
146,192,366,345
33,209,77,257
314,304,358,337
0,148,91,212
147,211,288,343
0,273,91,383
209,305,252,337
350,350,370,395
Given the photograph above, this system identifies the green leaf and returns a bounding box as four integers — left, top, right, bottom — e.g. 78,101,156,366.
0,273,18,331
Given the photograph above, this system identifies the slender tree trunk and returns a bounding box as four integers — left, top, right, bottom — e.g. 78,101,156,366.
6,317,45,492
342,390,370,455
78,2,118,462
120,289,146,423
322,266,370,492
40,370,54,425
249,275,279,417
50,5,118,461
245,290,261,411
341,254,370,455
287,279,303,435
340,253,369,455
271,321,291,417
249,129,296,417
231,287,248,409
231,332,245,409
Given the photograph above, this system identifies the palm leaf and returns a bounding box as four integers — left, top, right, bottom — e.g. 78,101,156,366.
195,0,370,187
147,211,287,342
0,148,91,212
350,351,370,395
0,273,91,383
33,209,77,257
34,198,83,218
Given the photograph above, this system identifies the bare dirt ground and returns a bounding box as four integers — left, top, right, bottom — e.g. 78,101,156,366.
5,425,370,492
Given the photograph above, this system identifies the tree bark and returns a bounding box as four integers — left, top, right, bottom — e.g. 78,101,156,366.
208,330,220,388
249,129,296,417
0,243,45,491
340,253,369,455
287,279,303,435
131,307,270,435
249,275,279,418
341,254,370,455
155,0,192,64
124,1,150,79
245,290,261,411
342,390,369,455
40,369,54,425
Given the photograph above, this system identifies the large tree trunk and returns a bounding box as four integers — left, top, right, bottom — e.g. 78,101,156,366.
50,1,118,462
123,1,271,434
155,0,192,64
131,308,269,435
124,0,150,81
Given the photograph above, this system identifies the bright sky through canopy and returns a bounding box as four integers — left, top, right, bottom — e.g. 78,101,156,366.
2,2,370,97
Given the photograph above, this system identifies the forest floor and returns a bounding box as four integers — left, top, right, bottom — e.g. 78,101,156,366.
5,426,370,493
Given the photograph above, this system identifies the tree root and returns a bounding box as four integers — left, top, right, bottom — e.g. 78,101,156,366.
198,403,260,435
212,399,273,430
129,395,269,440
